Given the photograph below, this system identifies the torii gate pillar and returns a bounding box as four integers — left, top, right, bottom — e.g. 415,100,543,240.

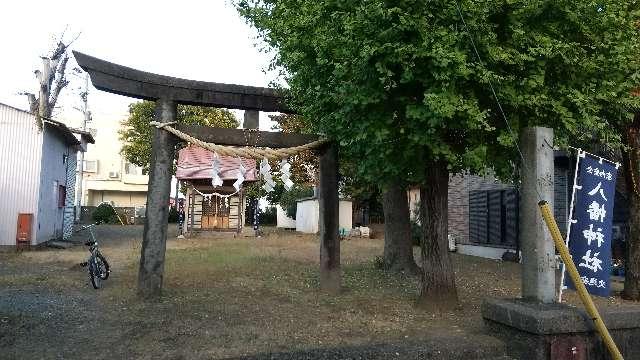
138,98,177,298
319,143,340,294
244,110,259,129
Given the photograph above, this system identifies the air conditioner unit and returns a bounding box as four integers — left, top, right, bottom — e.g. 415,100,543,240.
108,171,120,179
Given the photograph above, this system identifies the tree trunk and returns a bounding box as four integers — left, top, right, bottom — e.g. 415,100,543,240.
383,181,419,274
416,160,459,311
623,117,640,300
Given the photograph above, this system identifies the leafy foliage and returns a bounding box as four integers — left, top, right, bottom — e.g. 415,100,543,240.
237,0,640,183
119,101,239,173
261,206,278,225
272,111,381,208
271,114,317,184
278,184,314,219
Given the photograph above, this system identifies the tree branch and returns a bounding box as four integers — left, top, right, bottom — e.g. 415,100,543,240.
47,54,69,117
19,92,38,114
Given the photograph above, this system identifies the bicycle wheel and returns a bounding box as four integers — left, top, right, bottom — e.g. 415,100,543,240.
88,257,102,289
97,253,110,280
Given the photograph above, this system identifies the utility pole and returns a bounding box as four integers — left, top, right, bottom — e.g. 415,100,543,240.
75,74,90,221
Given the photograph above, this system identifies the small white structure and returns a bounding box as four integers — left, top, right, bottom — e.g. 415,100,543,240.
276,205,296,229
294,197,353,234
0,103,93,248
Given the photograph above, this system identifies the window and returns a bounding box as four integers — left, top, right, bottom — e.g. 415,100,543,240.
125,162,143,176
58,185,66,208
82,160,98,173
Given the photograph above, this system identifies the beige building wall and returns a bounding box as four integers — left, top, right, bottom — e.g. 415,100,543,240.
87,190,147,207
79,114,149,208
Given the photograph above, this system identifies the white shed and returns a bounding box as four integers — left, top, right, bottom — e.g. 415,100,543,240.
276,205,296,229
0,103,93,248
295,197,353,234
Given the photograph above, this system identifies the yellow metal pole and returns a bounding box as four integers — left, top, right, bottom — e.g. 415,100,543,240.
538,200,623,360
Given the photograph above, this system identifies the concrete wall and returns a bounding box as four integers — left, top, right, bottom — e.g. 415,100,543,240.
339,201,353,231
296,199,319,233
295,199,352,234
0,104,43,246
276,205,296,228
36,125,73,243
456,243,511,260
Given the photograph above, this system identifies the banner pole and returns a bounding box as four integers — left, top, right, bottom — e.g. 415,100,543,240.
559,149,584,302
539,201,623,360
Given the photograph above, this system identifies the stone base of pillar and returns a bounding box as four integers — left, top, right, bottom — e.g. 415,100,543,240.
482,297,640,360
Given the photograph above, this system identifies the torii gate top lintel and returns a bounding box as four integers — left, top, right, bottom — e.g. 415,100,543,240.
73,51,291,113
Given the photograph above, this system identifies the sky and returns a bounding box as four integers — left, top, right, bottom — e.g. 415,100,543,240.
0,0,280,130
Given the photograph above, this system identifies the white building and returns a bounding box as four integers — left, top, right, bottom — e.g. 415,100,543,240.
276,205,296,229
0,103,93,248
293,197,353,234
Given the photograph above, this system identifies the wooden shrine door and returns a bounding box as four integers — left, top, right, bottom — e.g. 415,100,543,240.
201,196,230,229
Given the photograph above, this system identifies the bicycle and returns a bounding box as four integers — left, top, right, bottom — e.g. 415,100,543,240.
78,224,110,289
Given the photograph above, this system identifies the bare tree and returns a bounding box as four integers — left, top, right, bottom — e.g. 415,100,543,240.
21,32,79,128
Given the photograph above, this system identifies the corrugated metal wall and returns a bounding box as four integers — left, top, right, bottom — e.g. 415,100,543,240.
469,189,519,247
469,191,488,244
503,189,519,247
554,167,569,236
0,104,43,246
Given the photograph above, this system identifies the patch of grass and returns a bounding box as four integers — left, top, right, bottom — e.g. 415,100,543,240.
6,228,605,359
166,242,253,270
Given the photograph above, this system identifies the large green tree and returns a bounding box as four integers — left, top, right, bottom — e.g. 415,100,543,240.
238,0,640,308
119,101,239,172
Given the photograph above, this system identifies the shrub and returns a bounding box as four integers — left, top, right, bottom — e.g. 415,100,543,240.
168,207,179,223
92,203,120,224
244,203,277,226
260,207,277,225
278,185,314,219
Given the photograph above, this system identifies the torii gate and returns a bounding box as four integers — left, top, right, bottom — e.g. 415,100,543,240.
73,52,340,297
